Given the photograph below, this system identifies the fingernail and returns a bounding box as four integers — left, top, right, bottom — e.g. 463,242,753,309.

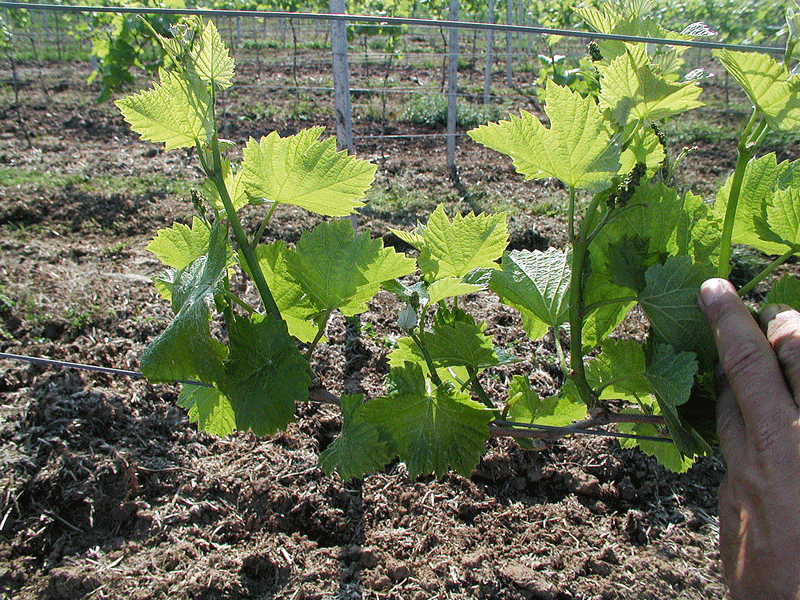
760,303,792,327
699,278,732,309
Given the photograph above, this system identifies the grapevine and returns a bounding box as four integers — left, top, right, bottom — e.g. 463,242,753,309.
121,2,800,481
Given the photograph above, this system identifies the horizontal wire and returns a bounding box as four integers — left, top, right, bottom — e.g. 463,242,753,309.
3,3,784,55
0,351,674,443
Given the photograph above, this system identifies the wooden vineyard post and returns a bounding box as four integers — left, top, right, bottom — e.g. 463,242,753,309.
328,0,357,229
446,0,459,182
484,0,495,105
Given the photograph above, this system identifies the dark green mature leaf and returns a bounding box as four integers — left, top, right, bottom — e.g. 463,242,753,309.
422,308,507,370
490,248,571,340
140,221,228,385
318,394,393,480
586,339,649,402
388,337,469,387
645,344,709,457
286,220,415,317
223,312,310,436
364,363,493,478
639,256,715,366
606,235,665,294
178,384,236,436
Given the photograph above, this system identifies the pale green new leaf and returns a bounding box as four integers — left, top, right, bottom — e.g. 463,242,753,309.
178,383,236,436
223,312,310,436
639,256,715,365
188,19,235,90
363,363,493,478
247,241,319,343
147,216,211,270
389,337,469,387
618,419,694,472
715,50,800,131
140,222,228,385
318,394,393,481
241,128,377,216
116,68,214,151
764,274,800,310
468,81,620,193
415,205,508,281
285,220,415,317
427,278,483,304
489,248,571,340
618,125,665,174
599,43,704,125
504,375,585,427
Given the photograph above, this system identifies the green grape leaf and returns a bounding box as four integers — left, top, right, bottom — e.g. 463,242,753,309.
246,241,319,343
241,128,377,217
222,312,310,436
618,419,694,472
389,337,469,387
715,153,790,256
605,234,666,294
764,274,800,310
427,278,483,304
581,296,634,353
618,124,665,174
468,81,620,193
489,248,571,340
422,309,503,370
318,394,393,481
715,50,800,131
188,19,235,90
140,221,229,385
598,43,704,125
177,383,236,436
639,256,715,364
147,216,211,270
762,187,800,248
285,220,415,317
645,343,708,456
363,363,493,478
116,67,214,151
503,375,564,427
415,205,508,281
586,339,650,403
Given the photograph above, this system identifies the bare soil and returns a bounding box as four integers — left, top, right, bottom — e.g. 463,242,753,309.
0,56,751,600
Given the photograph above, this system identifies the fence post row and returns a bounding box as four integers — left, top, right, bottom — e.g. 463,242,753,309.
446,0,459,181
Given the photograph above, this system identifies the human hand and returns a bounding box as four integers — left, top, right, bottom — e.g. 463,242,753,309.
699,278,800,599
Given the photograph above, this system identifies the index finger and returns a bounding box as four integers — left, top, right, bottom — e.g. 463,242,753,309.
699,278,797,435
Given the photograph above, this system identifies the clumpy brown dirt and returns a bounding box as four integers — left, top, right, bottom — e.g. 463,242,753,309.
0,54,748,600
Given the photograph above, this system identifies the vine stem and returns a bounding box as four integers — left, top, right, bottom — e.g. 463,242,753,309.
207,134,281,318
568,189,606,408
410,330,443,386
305,308,333,360
738,246,799,297
717,110,762,279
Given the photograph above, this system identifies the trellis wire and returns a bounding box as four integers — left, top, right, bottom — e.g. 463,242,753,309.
0,351,673,443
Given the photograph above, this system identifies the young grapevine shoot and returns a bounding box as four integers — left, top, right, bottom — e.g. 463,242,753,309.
119,4,800,480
